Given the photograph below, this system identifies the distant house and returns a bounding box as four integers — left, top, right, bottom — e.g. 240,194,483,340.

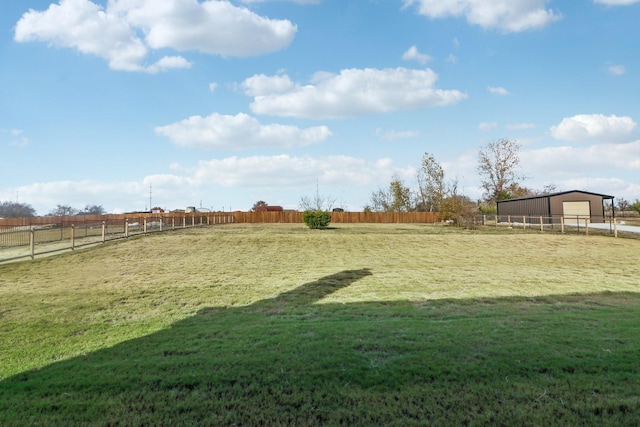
256,205,284,212
497,190,615,224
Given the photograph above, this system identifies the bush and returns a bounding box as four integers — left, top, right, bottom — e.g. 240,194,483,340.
302,210,331,229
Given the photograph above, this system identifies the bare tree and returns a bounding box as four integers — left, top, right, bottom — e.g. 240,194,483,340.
299,194,336,212
48,205,79,216
416,152,445,212
81,204,106,215
477,138,526,205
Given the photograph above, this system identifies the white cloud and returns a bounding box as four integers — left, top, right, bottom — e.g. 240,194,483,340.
375,128,420,140
14,0,296,72
403,0,561,32
402,46,431,64
594,0,640,5
488,86,510,95
155,113,332,149
550,114,637,142
209,83,218,92
607,64,626,75
524,140,640,174
240,0,322,3
243,67,467,119
478,122,498,131
1,129,30,147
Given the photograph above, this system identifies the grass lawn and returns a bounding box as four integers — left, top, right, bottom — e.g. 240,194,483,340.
1,223,639,425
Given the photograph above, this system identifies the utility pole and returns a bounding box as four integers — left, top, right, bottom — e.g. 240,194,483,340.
149,184,152,211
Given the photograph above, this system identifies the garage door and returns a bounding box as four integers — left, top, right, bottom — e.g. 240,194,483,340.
563,201,591,225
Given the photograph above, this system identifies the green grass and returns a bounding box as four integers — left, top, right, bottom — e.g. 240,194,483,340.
1,223,639,425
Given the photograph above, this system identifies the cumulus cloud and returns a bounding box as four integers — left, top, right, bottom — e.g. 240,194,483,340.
550,114,637,142
488,86,510,95
242,67,466,119
524,140,640,175
403,0,561,32
155,113,332,149
14,0,296,72
402,46,431,64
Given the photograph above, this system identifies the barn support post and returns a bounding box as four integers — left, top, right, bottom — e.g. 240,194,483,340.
30,229,35,260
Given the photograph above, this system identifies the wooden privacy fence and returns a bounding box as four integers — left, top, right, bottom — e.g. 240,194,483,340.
0,211,441,262
231,211,440,224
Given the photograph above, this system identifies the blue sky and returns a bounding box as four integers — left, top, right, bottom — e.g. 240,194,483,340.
1,0,639,214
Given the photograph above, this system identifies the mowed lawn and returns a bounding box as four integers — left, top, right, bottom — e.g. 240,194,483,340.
1,223,639,425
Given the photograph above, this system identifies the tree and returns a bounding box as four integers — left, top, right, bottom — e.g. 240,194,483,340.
631,200,640,215
81,204,106,215
0,201,37,218
251,200,268,212
416,152,445,212
477,138,526,205
365,176,413,212
48,205,79,216
617,198,630,212
299,193,336,212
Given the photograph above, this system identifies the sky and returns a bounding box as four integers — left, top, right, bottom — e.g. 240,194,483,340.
1,0,639,214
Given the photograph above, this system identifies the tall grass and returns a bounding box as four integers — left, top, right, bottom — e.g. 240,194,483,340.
1,224,639,425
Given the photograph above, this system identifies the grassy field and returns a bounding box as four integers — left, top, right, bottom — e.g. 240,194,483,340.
1,223,639,425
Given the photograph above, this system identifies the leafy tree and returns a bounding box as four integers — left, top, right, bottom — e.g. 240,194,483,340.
477,138,526,205
439,178,478,226
366,176,413,212
302,210,331,230
416,152,445,212
0,201,37,218
251,200,268,212
631,200,640,215
48,205,79,217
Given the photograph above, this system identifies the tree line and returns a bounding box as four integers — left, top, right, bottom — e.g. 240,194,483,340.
0,203,106,218
364,138,639,223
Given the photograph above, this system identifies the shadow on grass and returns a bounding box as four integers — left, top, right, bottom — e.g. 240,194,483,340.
1,269,640,425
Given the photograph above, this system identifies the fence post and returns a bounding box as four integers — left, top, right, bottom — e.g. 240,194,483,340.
507,215,511,227
192,215,195,227
540,216,544,232
30,229,35,260
560,216,565,233
125,219,129,238
585,218,589,236
144,218,147,234
71,224,75,250
614,217,618,238
523,216,526,229
183,216,187,228
160,218,163,232
172,217,175,230
102,221,106,243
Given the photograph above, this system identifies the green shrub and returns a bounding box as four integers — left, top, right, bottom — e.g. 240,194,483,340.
302,210,331,229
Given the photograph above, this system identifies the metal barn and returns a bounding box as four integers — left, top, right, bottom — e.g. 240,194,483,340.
496,190,615,224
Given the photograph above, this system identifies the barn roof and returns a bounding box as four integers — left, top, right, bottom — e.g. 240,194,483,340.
497,190,615,204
